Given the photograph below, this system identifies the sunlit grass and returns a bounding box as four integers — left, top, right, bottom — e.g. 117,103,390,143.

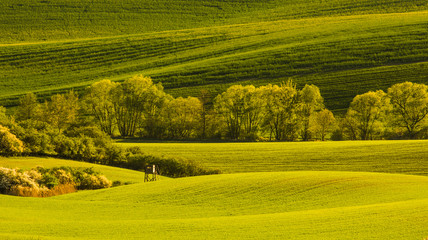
0,171,427,239
1,0,425,43
116,140,428,175
0,12,427,110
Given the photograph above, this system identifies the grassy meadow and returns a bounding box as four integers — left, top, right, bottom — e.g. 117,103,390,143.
0,171,427,239
117,140,428,175
0,141,427,239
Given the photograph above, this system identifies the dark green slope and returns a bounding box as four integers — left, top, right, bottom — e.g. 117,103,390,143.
0,0,427,110
1,0,426,43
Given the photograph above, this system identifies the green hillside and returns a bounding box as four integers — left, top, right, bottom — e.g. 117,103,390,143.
117,140,428,175
1,0,426,43
0,1,427,110
0,171,427,239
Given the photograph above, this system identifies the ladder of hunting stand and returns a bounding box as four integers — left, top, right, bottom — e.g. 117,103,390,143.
144,164,158,182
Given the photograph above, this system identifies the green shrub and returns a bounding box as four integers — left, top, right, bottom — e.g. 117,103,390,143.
41,173,59,189
53,169,75,185
112,180,122,187
0,167,39,194
10,120,56,155
0,167,112,197
79,174,112,189
0,125,24,156
125,151,221,178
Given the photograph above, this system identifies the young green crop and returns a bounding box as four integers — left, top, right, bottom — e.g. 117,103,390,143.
0,12,427,110
0,171,427,239
116,140,428,175
1,0,426,43
1,141,427,239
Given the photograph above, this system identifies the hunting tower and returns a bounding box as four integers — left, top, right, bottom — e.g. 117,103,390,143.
144,164,158,182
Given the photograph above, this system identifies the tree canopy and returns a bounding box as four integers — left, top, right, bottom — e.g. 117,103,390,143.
3,76,427,141
387,82,428,138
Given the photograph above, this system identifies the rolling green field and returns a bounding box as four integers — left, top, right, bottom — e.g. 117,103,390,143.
0,0,427,110
1,0,426,43
1,141,427,239
0,171,427,239
117,140,428,175
1,1,428,238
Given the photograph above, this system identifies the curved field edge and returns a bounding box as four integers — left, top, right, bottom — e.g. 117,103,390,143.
116,140,428,175
0,11,427,110
0,171,427,239
0,156,146,183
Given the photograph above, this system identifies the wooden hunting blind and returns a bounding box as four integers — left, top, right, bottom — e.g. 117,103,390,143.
144,164,157,182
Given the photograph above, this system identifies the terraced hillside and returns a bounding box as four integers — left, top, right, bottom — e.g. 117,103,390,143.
0,171,427,239
0,0,427,110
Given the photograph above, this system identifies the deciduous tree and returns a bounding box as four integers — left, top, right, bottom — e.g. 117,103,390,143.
214,85,263,140
310,109,335,141
15,93,41,122
198,89,212,139
298,84,324,141
387,82,428,138
260,81,299,141
84,80,118,136
164,97,202,139
111,75,170,137
42,91,79,133
344,90,388,140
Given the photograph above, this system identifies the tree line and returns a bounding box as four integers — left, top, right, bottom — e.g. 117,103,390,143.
0,81,221,177
4,75,428,141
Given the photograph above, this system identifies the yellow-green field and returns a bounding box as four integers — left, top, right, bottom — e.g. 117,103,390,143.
0,170,427,239
116,140,428,175
1,140,427,239
0,0,427,110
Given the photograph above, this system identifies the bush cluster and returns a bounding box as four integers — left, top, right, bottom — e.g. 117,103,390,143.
0,125,24,156
0,166,112,197
123,147,221,177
